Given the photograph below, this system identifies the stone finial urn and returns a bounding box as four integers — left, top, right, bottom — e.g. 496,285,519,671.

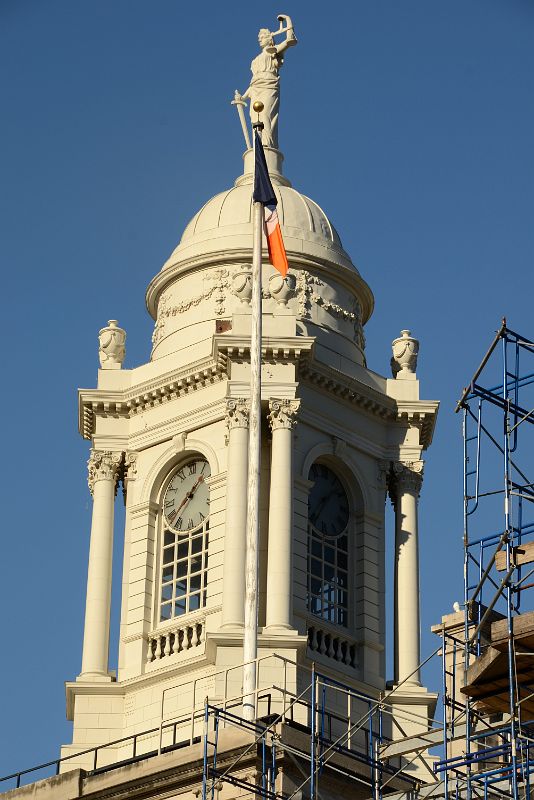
391,329,419,379
269,272,296,305
99,320,126,369
231,269,253,304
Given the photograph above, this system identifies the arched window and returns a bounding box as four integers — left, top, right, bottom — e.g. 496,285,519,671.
159,457,210,622
307,462,349,627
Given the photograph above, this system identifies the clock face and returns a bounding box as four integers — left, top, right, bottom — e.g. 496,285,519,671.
163,458,211,532
308,463,349,537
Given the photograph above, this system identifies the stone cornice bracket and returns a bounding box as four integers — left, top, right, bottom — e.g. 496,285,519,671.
389,460,424,506
268,398,301,431
122,451,138,502
377,459,391,493
332,435,346,457
87,449,123,496
225,398,251,431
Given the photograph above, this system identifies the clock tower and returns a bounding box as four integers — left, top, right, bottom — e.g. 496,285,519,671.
60,20,439,788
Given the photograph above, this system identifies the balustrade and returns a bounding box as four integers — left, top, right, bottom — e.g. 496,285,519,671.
146,621,204,664
307,625,358,669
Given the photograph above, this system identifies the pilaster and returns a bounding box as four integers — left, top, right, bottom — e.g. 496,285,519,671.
220,399,250,629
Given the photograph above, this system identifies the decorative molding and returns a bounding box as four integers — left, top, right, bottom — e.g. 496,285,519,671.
212,268,230,316
79,354,229,439
87,450,123,496
151,270,230,351
171,433,187,453
332,435,347,457
295,270,322,318
377,460,391,492
139,436,221,504
213,334,314,364
124,451,138,480
299,359,438,449
390,460,425,504
268,398,300,431
299,358,396,420
225,398,250,431
145,248,374,327
122,451,138,501
295,270,365,349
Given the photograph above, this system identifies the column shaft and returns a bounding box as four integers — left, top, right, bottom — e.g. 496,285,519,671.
265,399,299,630
392,461,423,686
80,451,121,677
221,400,249,628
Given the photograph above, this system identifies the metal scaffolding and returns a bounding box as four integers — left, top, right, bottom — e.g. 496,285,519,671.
434,320,534,799
200,661,424,800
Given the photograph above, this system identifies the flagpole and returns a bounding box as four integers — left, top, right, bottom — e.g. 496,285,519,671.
242,115,264,721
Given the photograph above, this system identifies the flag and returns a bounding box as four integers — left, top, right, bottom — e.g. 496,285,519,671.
252,131,288,277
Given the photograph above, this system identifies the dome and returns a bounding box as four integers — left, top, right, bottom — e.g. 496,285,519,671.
178,183,350,263
160,182,357,276
158,146,359,276
146,148,374,324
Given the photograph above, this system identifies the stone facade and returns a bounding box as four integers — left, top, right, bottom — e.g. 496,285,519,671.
2,47,439,798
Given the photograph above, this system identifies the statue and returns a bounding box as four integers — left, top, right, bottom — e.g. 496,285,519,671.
234,15,297,150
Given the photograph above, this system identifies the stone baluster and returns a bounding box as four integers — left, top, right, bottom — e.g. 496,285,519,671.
164,633,171,657
80,450,122,677
390,460,424,686
221,399,250,628
265,399,300,630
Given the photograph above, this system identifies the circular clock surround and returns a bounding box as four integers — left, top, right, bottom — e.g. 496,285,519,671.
308,462,349,536
163,458,211,532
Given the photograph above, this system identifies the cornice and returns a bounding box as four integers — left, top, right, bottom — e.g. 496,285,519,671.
395,399,439,450
79,353,228,439
79,336,315,440
299,358,397,422
299,359,439,450
213,333,315,362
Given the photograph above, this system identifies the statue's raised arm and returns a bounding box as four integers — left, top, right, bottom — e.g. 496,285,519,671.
233,14,297,150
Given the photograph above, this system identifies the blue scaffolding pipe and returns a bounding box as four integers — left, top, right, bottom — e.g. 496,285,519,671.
443,322,534,800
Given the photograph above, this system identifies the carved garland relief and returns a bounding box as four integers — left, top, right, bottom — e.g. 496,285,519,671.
151,267,366,353
152,269,230,351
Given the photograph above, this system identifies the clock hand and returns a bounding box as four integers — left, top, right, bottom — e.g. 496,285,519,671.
176,476,205,516
311,494,329,524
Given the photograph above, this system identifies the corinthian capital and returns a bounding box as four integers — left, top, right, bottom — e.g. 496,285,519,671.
87,450,123,495
390,460,424,503
225,398,250,431
268,399,301,431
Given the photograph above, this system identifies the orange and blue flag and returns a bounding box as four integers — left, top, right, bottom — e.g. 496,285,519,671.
253,131,288,277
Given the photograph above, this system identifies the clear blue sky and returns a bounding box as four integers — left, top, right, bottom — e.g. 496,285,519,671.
1,0,533,779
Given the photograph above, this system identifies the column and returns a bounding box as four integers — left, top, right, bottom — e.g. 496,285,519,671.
390,460,424,686
80,449,122,677
265,399,300,631
221,399,250,628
